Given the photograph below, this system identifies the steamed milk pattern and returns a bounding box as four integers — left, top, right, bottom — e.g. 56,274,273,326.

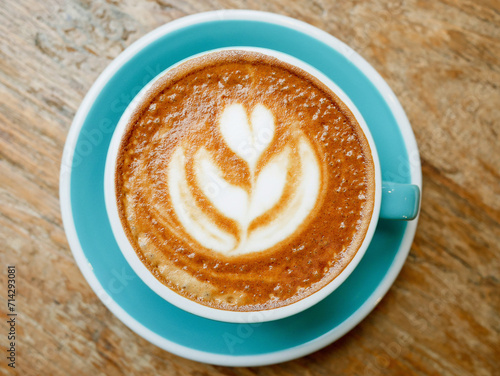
115,51,375,311
168,103,320,256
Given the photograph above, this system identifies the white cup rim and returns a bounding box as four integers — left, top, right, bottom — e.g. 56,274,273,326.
104,47,382,323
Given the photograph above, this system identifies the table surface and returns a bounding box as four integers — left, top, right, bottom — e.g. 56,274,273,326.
1,0,499,375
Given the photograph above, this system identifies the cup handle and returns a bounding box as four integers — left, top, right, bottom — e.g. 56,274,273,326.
380,182,421,220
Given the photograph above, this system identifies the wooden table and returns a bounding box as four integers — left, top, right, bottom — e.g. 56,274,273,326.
1,1,498,375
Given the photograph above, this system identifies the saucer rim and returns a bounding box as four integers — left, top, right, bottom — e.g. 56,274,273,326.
59,10,421,367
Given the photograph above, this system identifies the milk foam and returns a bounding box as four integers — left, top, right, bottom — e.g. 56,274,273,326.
167,104,321,256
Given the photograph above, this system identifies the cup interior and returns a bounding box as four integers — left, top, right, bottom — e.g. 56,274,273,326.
104,47,382,323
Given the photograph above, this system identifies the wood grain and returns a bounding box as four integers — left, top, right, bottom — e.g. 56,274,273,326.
0,0,499,375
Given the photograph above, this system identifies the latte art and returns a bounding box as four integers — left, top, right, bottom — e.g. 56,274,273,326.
168,103,321,255
115,50,375,311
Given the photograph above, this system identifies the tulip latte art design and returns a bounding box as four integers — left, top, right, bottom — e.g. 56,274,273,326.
168,103,321,256
116,51,375,311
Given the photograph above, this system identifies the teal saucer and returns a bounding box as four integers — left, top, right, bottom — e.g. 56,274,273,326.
60,10,421,366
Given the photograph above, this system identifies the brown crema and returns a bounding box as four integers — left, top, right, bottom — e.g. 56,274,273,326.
115,50,375,311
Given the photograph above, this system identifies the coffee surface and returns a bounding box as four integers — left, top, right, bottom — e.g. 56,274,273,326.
116,50,375,311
